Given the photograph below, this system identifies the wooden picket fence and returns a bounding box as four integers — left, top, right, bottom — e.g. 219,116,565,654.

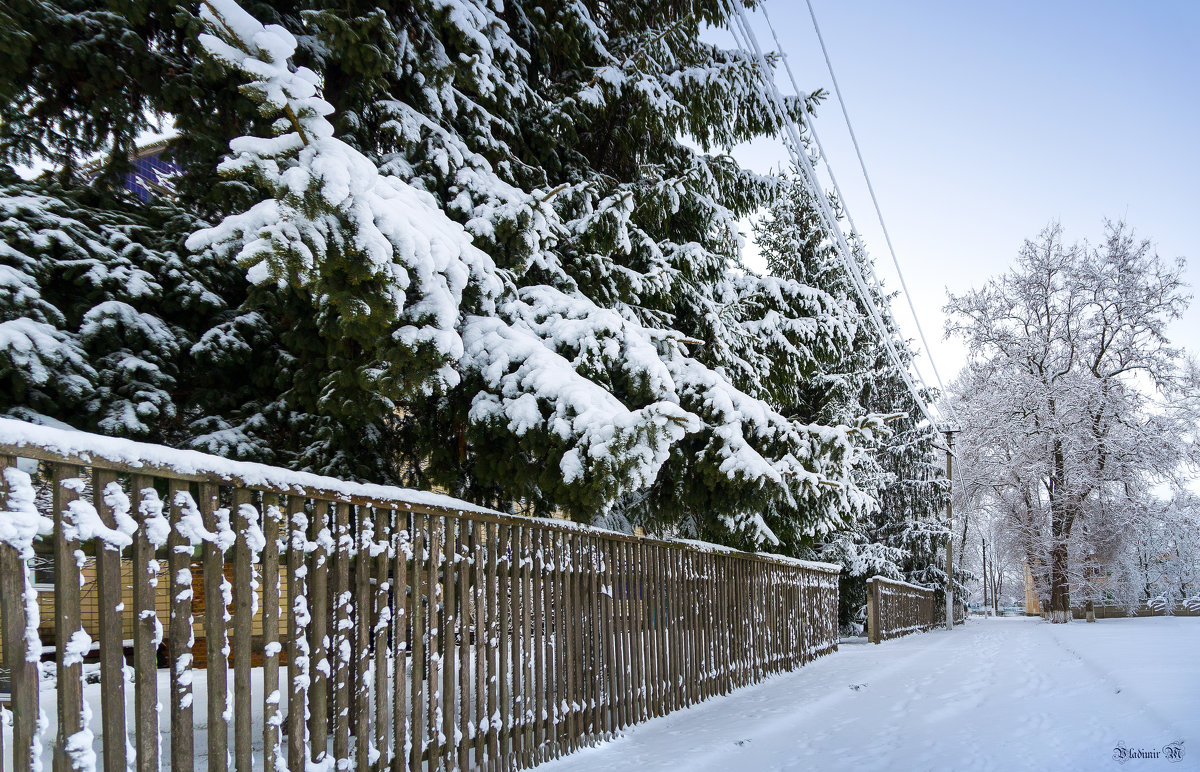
0,419,841,772
1070,603,1200,620
865,575,941,644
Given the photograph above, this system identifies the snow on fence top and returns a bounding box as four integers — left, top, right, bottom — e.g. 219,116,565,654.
867,574,937,594
0,417,838,572
668,537,840,573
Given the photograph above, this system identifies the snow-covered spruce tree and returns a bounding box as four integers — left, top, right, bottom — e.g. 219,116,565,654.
0,176,94,424
848,305,955,626
188,0,672,488
0,0,269,449
753,178,949,626
751,178,865,425
187,0,519,480
0,170,230,440
420,0,879,542
0,0,417,469
191,0,878,544
864,365,954,586
482,1,878,542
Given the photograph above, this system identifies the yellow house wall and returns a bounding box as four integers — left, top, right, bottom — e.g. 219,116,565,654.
0,558,289,666
1024,562,1041,615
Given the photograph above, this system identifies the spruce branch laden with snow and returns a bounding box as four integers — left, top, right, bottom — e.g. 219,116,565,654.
188,0,501,398
185,0,879,547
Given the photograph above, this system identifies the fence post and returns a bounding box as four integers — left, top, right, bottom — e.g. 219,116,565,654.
199,481,229,772
0,457,39,772
231,489,255,772
866,577,880,644
261,493,282,772
286,496,309,772
92,469,127,772
53,463,87,772
309,500,331,769
167,480,195,772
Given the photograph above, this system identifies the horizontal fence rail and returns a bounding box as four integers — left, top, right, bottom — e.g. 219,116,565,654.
0,418,841,771
865,575,941,644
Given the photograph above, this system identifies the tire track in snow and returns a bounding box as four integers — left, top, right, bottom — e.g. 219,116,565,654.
1042,623,1189,740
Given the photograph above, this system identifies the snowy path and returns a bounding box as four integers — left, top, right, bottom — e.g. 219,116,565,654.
541,616,1199,772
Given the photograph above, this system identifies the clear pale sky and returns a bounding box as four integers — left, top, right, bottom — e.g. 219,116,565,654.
724,0,1200,391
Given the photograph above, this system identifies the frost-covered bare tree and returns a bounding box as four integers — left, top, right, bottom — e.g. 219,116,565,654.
946,221,1196,622
1107,495,1200,612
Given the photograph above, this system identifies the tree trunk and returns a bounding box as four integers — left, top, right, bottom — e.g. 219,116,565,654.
1047,439,1072,623
1049,540,1071,623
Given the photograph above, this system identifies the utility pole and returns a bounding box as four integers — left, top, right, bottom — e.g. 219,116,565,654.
944,428,955,630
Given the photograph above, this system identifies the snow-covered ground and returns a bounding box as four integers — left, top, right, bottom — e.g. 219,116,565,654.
5,617,1195,770
542,616,1200,772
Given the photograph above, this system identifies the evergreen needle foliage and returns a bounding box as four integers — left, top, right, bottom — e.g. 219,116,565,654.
0,0,945,573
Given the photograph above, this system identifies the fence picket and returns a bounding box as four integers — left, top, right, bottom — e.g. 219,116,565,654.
262,493,282,772
598,539,615,738
231,489,256,772
332,502,352,768
520,525,533,767
457,522,471,772
375,509,392,772
426,516,442,772
508,524,523,767
309,500,330,768
442,517,457,771
355,509,372,772
198,481,229,772
474,521,488,769
52,464,86,772
392,510,410,772
496,524,511,768
0,456,39,772
287,496,310,772
456,521,470,772
408,513,426,772
560,533,572,753
655,544,669,714
131,474,161,772
531,529,544,764
608,540,625,731
586,536,601,740
167,481,196,772
484,522,500,770
92,469,127,772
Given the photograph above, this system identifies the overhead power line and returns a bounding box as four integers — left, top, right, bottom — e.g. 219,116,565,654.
789,0,957,421
750,0,949,423
725,0,945,432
